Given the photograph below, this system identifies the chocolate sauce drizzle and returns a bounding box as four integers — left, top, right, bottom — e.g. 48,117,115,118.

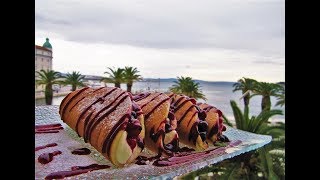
132,92,151,102
102,114,128,154
174,98,194,113
202,104,225,140
172,96,185,107
35,123,62,129
60,87,90,119
139,93,162,109
170,95,208,145
135,140,240,167
35,130,60,134
135,93,179,155
152,140,241,167
45,164,110,180
61,87,144,160
35,143,58,151
178,105,196,125
35,123,63,134
74,87,118,136
38,150,62,164
144,97,170,119
71,148,91,155
85,93,129,142
75,88,118,136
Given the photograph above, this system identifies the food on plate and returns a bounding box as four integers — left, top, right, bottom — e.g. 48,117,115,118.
168,93,208,150
197,102,228,143
59,87,145,167
133,92,179,156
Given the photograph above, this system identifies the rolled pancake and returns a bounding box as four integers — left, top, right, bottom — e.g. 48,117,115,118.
169,94,209,151
59,87,145,167
197,103,227,143
133,92,179,156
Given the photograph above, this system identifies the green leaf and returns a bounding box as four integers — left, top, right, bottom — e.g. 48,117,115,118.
222,113,234,127
230,100,245,129
253,109,283,133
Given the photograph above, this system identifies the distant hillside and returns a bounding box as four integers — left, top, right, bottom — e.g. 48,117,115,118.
58,72,237,84
142,78,235,85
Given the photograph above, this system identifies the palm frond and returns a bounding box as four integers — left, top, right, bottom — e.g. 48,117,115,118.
252,110,283,133
230,100,244,129
222,114,234,127
169,76,206,100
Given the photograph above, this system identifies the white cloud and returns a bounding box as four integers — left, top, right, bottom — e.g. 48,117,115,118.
35,0,284,82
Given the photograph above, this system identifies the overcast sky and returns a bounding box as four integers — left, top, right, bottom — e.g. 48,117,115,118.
35,0,284,82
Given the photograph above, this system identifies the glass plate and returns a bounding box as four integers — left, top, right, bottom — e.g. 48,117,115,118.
35,105,272,179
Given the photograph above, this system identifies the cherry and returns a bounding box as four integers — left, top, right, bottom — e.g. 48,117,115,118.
198,110,207,120
198,121,208,132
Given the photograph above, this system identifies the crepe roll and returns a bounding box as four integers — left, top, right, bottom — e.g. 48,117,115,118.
59,87,145,167
133,92,179,156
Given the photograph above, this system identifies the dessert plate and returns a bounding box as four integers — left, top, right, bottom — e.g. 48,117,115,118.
35,105,272,179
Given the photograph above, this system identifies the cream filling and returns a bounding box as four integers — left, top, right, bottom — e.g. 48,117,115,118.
109,129,144,167
164,130,178,145
195,136,208,151
109,130,132,167
138,115,145,139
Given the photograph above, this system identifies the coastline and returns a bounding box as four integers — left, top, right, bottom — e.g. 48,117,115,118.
35,83,285,124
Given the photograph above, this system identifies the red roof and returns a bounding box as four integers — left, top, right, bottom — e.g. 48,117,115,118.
35,45,52,52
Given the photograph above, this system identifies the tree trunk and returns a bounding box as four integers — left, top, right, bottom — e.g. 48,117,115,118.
261,96,271,111
45,84,53,105
127,83,132,93
115,83,121,88
72,84,76,91
243,94,250,107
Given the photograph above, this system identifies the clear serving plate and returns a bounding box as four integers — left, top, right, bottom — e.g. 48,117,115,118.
35,105,272,180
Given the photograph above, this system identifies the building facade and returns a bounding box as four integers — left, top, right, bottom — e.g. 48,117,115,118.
35,38,53,92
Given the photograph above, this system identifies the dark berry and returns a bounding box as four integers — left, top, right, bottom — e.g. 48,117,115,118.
222,125,226,131
132,102,141,112
165,123,172,132
131,111,137,119
198,110,207,120
168,111,175,121
198,121,208,132
189,98,197,104
195,105,201,112
126,120,142,137
199,132,206,141
216,110,222,117
219,135,230,142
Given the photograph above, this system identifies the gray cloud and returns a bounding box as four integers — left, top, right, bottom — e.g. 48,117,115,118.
35,0,284,58
253,60,284,66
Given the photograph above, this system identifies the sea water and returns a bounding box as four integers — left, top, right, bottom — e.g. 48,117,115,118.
35,81,285,124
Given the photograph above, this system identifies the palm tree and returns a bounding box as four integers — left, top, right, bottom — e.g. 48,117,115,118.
229,100,283,133
101,67,125,88
275,94,285,107
233,77,258,107
275,85,285,107
252,82,283,111
221,101,284,179
36,70,62,105
123,66,142,93
63,71,85,91
169,76,206,100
